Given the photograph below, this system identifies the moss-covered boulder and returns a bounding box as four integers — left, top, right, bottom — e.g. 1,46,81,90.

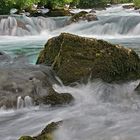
19,121,62,140
67,11,98,24
37,33,140,84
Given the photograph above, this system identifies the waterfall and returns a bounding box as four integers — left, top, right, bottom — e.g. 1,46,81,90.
0,11,140,37
17,96,33,109
56,15,140,37
24,96,33,108
17,96,24,109
0,15,57,36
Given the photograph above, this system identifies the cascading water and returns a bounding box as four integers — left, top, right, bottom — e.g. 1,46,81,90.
0,15,57,36
53,81,140,140
17,96,33,109
0,4,140,140
0,80,140,140
17,96,24,109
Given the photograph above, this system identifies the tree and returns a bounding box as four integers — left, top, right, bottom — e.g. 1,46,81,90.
77,0,108,8
14,0,40,10
0,0,16,14
38,0,74,9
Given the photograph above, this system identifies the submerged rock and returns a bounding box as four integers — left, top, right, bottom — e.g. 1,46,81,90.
0,61,74,108
41,87,74,106
37,33,140,84
0,51,11,63
134,7,140,10
67,11,98,24
123,4,134,9
89,9,96,13
19,121,62,140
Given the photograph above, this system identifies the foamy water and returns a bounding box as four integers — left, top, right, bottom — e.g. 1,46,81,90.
0,4,140,140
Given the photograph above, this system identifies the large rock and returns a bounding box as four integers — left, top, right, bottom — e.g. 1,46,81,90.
0,59,74,108
37,33,140,84
19,121,62,140
67,11,98,24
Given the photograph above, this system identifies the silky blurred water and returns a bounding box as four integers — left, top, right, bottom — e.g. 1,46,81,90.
0,4,140,140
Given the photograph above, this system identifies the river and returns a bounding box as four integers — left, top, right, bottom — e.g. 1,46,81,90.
0,4,140,140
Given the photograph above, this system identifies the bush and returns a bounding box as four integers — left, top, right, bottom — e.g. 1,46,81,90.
134,0,140,8
77,0,108,8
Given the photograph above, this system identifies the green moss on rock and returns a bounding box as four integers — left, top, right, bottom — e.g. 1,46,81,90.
41,87,74,106
19,121,62,140
70,11,88,21
37,33,140,84
32,86,74,106
35,121,61,140
19,136,35,140
43,92,74,106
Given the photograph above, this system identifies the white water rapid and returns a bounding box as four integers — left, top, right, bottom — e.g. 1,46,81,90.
0,15,67,36
0,4,140,140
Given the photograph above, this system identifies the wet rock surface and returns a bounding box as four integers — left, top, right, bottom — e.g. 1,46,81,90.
19,121,62,140
123,4,134,9
0,51,11,63
46,9,72,17
0,58,74,108
37,33,140,84
67,11,98,24
41,87,74,106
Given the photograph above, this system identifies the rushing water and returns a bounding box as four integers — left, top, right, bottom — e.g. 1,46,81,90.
0,4,140,140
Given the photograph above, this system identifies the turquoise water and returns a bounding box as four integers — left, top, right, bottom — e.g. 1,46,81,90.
0,36,46,64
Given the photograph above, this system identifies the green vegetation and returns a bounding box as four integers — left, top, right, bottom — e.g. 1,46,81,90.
110,0,132,4
134,0,140,8
76,0,133,8
77,0,108,8
0,0,75,14
39,0,74,9
19,121,62,140
0,0,15,14
0,0,135,15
